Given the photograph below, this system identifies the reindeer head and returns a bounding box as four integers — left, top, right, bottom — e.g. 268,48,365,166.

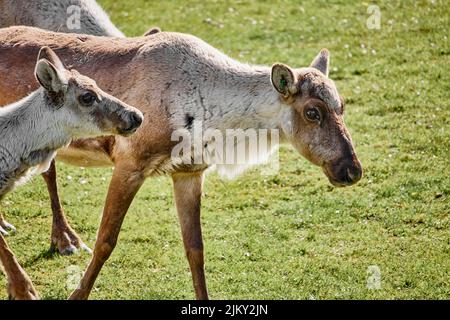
271,50,362,187
34,47,143,138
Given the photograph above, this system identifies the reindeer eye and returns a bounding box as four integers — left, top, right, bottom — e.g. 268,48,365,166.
79,92,97,106
305,108,321,123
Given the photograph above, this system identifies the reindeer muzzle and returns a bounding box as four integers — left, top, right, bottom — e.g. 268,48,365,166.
118,111,143,136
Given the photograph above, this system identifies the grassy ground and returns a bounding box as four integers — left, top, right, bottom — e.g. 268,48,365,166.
0,0,448,299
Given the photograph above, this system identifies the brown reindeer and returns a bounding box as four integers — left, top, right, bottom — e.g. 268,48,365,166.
0,26,362,299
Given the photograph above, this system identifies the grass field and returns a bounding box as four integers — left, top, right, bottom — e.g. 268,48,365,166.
0,0,448,299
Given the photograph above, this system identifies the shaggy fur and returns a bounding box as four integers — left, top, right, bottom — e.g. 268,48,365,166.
0,0,158,250
0,27,362,300
0,0,124,37
0,28,349,177
0,47,143,299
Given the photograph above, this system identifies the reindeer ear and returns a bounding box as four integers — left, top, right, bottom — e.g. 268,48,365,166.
37,46,65,71
35,59,68,94
310,49,330,77
144,26,161,36
271,64,296,97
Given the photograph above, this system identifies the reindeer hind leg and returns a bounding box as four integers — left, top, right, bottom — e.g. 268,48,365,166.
42,160,91,255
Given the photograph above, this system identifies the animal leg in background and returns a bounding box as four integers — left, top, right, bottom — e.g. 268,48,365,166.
42,160,92,255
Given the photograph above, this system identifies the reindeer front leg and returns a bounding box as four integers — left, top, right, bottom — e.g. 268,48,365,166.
42,160,91,255
172,172,209,300
69,163,145,300
0,232,38,300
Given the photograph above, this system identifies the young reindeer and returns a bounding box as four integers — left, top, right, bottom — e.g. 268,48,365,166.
0,27,362,300
0,46,143,299
0,0,159,249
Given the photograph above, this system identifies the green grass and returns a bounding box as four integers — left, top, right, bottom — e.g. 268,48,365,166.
1,0,449,299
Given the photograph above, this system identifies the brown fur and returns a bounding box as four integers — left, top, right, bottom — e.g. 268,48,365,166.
0,234,38,300
0,27,175,169
0,26,361,300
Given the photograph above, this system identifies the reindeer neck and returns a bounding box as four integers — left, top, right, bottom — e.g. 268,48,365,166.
219,66,283,128
176,62,287,135
0,89,71,161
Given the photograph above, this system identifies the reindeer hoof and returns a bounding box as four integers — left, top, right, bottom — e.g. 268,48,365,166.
80,243,93,254
0,219,16,235
60,244,79,256
0,226,8,236
53,238,92,256
51,227,91,256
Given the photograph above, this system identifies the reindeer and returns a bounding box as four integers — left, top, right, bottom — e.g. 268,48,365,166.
0,0,124,37
0,0,161,40
0,0,159,250
0,26,362,299
0,46,143,299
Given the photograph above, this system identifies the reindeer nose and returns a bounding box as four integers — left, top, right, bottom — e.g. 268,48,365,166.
329,157,362,186
346,165,362,184
129,112,143,129
341,157,362,185
120,112,143,135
